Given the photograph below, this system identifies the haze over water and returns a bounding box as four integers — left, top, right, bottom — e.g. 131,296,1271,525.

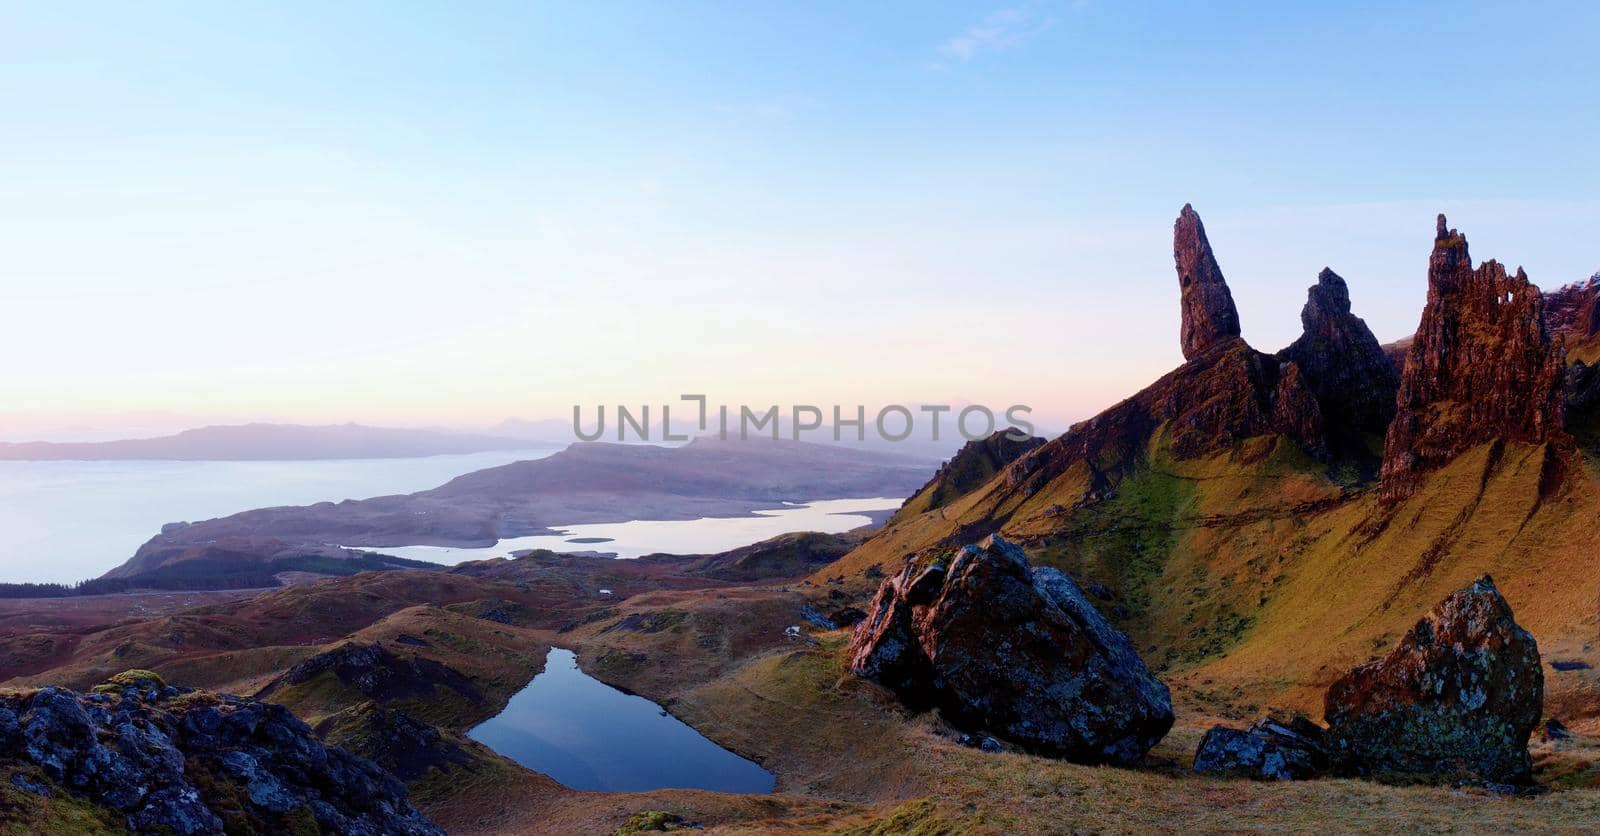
0,448,557,584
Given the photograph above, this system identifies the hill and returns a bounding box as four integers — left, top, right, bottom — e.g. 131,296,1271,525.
105,436,928,581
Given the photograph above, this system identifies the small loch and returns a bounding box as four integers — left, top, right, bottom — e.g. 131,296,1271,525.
468,647,775,793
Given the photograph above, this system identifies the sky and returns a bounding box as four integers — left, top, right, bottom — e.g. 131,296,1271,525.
1,1,1597,441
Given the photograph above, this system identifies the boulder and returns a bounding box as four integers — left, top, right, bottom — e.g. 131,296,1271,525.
1193,714,1330,781
848,535,1172,764
1380,216,1566,500
1324,576,1543,785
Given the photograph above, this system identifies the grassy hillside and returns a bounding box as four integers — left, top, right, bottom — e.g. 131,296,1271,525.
822,422,1600,730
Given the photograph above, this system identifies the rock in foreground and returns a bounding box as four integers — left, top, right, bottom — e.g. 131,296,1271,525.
849,535,1172,764
1324,576,1542,785
1194,714,1330,781
0,672,441,835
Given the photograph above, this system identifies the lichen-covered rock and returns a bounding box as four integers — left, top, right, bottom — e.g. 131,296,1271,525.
1323,576,1542,785
1,676,442,834
1175,203,1243,360
1194,714,1330,781
848,535,1172,764
1380,216,1566,500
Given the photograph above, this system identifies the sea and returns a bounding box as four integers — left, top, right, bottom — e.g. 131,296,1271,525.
0,448,558,584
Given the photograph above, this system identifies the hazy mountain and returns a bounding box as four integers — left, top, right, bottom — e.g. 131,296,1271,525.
105,435,930,580
0,423,540,461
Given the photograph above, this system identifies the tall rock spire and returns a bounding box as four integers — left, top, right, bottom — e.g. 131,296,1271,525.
1174,204,1243,360
1378,215,1566,500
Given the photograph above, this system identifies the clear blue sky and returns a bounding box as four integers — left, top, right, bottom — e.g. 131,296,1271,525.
1,2,1596,438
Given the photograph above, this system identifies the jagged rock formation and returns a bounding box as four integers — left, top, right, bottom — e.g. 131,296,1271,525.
1277,269,1400,460
1545,272,1600,358
999,207,1401,506
1551,275,1600,446
1193,714,1330,781
1324,576,1542,785
1379,216,1566,500
1566,360,1600,443
893,429,1045,522
1175,203,1243,360
998,337,1325,509
848,535,1172,764
0,672,441,834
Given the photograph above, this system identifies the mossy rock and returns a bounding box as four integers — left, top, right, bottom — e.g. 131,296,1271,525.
614,809,701,833
91,669,166,694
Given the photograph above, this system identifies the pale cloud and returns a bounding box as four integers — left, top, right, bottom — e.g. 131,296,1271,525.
937,6,1055,64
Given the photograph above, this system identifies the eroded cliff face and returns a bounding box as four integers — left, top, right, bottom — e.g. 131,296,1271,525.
1277,269,1399,462
1175,204,1243,361
1545,273,1600,357
1379,216,1566,500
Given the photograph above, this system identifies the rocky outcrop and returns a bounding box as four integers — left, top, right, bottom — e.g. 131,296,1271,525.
848,535,1172,764
0,673,440,834
321,705,473,783
1002,337,1329,507
1175,204,1243,360
1566,360,1600,441
1379,216,1566,500
1277,269,1400,460
1544,272,1600,354
1194,714,1330,781
1324,576,1542,785
1557,277,1600,445
258,642,482,705
894,429,1046,522
997,207,1404,507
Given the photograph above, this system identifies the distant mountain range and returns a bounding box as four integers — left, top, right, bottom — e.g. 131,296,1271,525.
0,423,543,461
105,435,932,581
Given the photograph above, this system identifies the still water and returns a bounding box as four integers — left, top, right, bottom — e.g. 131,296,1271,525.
374,496,903,564
0,448,558,583
469,647,775,793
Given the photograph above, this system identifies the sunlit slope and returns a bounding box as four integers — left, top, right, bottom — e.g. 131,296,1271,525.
823,428,1600,716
